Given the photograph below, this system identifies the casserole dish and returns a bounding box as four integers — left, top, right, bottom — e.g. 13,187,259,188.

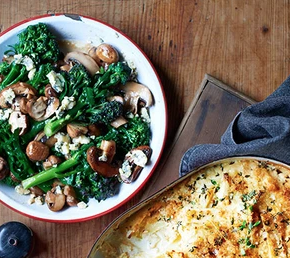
88,156,290,257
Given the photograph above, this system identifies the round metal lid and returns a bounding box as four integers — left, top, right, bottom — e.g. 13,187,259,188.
0,221,34,258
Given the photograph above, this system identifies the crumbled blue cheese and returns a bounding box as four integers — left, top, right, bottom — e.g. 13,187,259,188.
55,96,76,118
55,132,90,154
2,88,15,105
28,194,44,205
119,160,132,178
15,184,30,195
99,153,108,162
28,68,37,80
54,132,71,155
69,135,91,151
77,201,88,209
35,196,44,205
127,150,148,167
0,108,12,120
46,70,65,93
55,185,63,195
140,107,151,123
21,56,35,71
14,54,35,71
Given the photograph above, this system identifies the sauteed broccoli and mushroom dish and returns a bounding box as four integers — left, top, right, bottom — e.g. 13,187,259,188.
0,23,153,212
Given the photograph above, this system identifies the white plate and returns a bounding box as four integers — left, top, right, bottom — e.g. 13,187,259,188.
0,14,167,223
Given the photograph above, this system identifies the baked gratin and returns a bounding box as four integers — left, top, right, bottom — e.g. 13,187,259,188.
94,158,290,257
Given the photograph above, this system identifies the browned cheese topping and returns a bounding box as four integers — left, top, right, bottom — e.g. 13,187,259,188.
97,158,290,257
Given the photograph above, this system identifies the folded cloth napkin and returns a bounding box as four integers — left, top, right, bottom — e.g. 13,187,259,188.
179,75,290,177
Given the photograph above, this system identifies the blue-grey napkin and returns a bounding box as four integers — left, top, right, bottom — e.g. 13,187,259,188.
179,75,290,177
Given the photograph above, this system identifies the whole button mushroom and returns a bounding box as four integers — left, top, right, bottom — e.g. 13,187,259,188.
45,190,66,212
88,43,119,67
26,141,50,162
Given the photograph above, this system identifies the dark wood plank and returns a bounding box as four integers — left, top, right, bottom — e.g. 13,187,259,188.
142,74,256,199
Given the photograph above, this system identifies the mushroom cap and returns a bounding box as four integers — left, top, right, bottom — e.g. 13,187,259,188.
119,82,154,114
119,145,152,183
45,190,66,212
88,44,119,67
27,96,60,121
0,82,37,108
64,51,100,76
26,140,50,162
27,96,47,120
86,146,119,177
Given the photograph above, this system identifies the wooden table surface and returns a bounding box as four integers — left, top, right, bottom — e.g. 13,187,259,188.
0,1,289,257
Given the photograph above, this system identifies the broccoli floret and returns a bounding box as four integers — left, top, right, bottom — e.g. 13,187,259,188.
86,100,124,125
67,63,92,93
74,169,120,202
28,63,55,94
0,62,27,89
10,23,61,65
94,62,132,90
112,116,151,157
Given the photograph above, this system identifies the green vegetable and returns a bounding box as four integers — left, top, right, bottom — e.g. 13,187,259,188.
86,100,124,125
9,23,61,65
21,143,93,189
94,62,131,90
0,62,28,89
73,166,120,202
0,120,34,185
28,63,55,94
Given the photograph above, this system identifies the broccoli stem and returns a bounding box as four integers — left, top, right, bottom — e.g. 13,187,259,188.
43,88,90,137
22,143,93,189
0,63,22,89
21,119,47,145
8,66,27,86
22,158,78,189
44,103,86,137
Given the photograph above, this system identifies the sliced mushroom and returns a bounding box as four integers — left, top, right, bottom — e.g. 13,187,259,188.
87,124,102,137
0,82,37,108
64,51,100,76
34,131,57,148
100,140,116,163
119,145,152,184
8,111,28,135
27,96,59,121
0,157,9,180
45,189,66,212
86,146,119,177
119,82,154,114
88,43,119,67
110,116,128,128
9,171,20,183
67,123,88,138
19,97,29,114
26,140,50,162
29,186,44,197
42,155,62,170
43,97,60,120
27,96,47,120
107,95,124,104
44,84,58,98
63,185,78,207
